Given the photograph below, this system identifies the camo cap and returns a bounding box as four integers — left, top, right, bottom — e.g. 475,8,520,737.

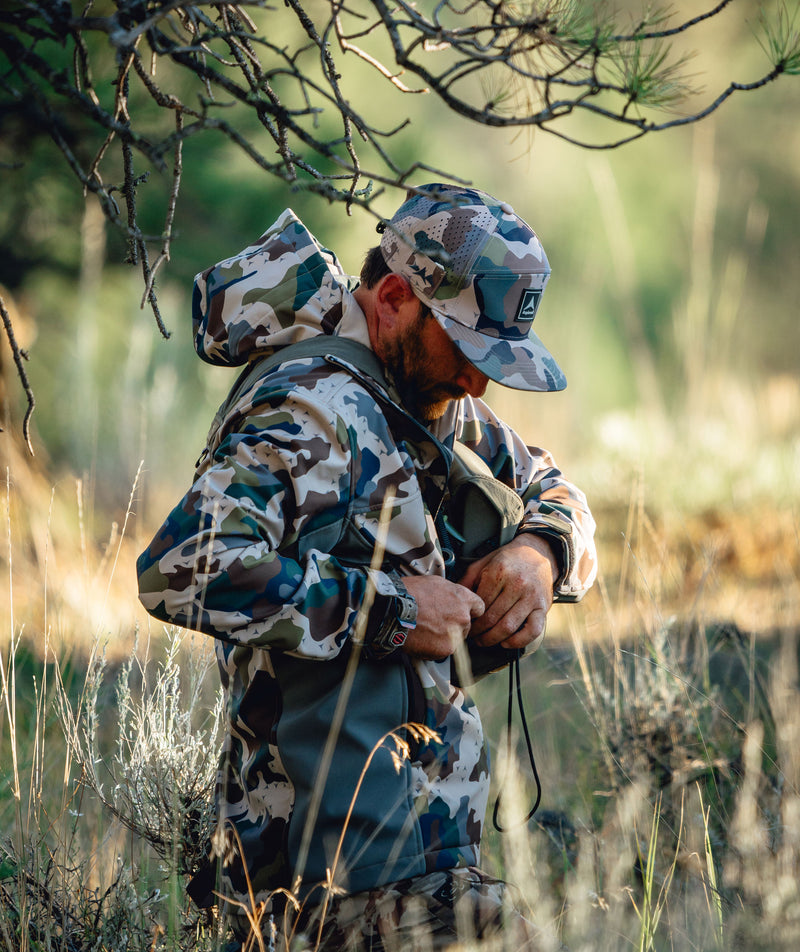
380,183,566,392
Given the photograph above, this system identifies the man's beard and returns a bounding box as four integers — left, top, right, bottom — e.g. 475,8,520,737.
382,311,466,421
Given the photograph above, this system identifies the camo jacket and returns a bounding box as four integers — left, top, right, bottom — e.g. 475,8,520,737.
137,209,597,911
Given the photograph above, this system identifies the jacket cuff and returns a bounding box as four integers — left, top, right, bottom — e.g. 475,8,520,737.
515,514,575,599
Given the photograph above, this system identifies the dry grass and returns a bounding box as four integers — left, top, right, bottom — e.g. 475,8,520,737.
0,428,146,660
1,322,799,949
1,431,798,951
564,498,800,650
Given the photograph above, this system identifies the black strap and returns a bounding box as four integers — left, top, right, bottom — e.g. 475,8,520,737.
492,653,542,831
207,334,454,513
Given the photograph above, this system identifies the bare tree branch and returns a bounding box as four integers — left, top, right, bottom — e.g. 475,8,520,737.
141,110,183,308
0,293,35,455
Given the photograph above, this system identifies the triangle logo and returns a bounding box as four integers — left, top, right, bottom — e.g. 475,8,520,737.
516,288,542,324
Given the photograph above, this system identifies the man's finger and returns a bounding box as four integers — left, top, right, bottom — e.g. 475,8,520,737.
500,612,547,652
467,590,486,618
473,595,537,645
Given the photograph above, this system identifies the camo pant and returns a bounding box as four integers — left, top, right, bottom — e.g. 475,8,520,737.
229,867,553,951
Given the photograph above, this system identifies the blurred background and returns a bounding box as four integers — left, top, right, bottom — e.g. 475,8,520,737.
0,1,797,656
2,9,799,947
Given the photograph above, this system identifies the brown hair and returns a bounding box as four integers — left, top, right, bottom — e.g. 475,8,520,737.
359,245,392,288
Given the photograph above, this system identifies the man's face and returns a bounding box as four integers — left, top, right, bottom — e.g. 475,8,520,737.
383,306,489,421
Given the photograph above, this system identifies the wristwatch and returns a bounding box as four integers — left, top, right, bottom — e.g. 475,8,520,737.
366,574,417,658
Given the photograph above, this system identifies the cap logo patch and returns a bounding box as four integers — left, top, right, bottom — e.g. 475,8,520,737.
516,288,542,324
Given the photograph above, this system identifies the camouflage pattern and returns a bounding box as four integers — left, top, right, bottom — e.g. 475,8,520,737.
137,207,597,920
380,183,566,392
229,867,553,950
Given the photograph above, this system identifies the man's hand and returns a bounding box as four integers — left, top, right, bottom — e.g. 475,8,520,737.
401,575,485,660
458,534,559,652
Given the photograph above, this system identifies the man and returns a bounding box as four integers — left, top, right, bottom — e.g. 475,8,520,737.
137,183,597,949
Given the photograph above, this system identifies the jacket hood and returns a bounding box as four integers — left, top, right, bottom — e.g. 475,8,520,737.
192,209,362,366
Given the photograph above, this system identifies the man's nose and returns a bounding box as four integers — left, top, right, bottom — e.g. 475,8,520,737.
456,363,490,399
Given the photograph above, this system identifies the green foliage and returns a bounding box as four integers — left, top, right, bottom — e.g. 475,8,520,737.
760,3,800,75
608,39,696,111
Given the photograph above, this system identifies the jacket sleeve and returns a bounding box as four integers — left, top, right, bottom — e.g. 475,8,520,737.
457,397,597,602
136,386,394,658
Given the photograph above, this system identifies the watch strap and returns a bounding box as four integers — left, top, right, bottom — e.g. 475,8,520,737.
364,573,417,659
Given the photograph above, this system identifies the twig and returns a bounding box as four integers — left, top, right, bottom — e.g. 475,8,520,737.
141,112,184,307
0,293,35,456
611,0,735,42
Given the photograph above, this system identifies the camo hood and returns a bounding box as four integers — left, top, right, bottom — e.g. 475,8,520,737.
192,208,367,367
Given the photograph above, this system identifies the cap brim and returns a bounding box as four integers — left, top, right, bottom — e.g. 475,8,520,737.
432,312,567,392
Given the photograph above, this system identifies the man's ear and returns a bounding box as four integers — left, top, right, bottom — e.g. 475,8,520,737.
374,273,417,329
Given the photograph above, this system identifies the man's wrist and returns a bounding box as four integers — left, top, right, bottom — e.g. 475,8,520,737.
510,531,560,585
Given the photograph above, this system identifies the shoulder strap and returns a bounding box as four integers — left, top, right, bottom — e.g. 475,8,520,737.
263,335,390,389
223,336,388,422
202,336,393,462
